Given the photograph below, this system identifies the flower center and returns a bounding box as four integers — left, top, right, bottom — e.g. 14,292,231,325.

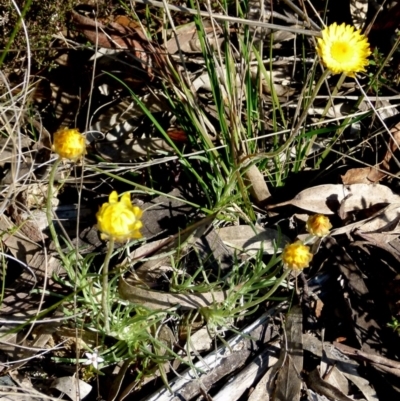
331,41,352,63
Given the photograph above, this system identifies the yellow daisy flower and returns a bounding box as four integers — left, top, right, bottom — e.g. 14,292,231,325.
282,241,313,270
316,22,371,77
52,128,86,161
96,191,143,242
306,214,332,237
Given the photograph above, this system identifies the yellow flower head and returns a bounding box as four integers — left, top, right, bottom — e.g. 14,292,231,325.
282,241,313,270
316,22,371,77
96,191,143,242
52,128,86,161
306,214,332,237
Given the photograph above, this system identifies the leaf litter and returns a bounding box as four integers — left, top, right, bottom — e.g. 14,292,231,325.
1,1,400,401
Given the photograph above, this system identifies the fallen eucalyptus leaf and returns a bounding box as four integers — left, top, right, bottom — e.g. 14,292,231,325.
50,376,92,401
119,276,233,310
331,203,400,236
273,306,303,401
267,184,400,215
217,225,289,255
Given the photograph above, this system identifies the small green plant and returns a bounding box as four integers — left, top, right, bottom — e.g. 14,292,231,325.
387,317,400,333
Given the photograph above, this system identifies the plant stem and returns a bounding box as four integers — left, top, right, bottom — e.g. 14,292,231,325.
47,158,69,267
231,267,290,315
102,238,114,334
241,69,331,165
0,0,33,68
300,71,344,169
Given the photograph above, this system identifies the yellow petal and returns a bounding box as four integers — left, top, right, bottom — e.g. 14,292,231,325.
120,192,132,207
109,191,119,204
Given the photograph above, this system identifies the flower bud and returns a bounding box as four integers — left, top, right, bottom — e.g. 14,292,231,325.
282,241,313,270
306,214,332,237
52,128,86,161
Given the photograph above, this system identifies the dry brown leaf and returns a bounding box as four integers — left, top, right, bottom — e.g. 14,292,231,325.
267,183,400,215
70,10,163,78
119,214,220,287
340,184,400,213
218,225,289,255
342,122,400,184
341,167,387,185
344,123,400,184
5,371,49,401
307,369,354,401
273,306,303,401
70,10,146,50
320,359,350,396
119,276,233,310
383,122,400,169
90,93,171,138
355,231,400,262
165,21,223,54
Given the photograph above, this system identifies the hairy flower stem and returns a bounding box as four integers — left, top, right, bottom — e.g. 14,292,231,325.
102,238,114,334
294,68,331,135
46,158,69,266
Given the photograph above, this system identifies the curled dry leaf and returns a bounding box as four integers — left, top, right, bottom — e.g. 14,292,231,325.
70,10,147,50
70,10,165,79
341,167,387,185
267,183,400,215
243,164,271,206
